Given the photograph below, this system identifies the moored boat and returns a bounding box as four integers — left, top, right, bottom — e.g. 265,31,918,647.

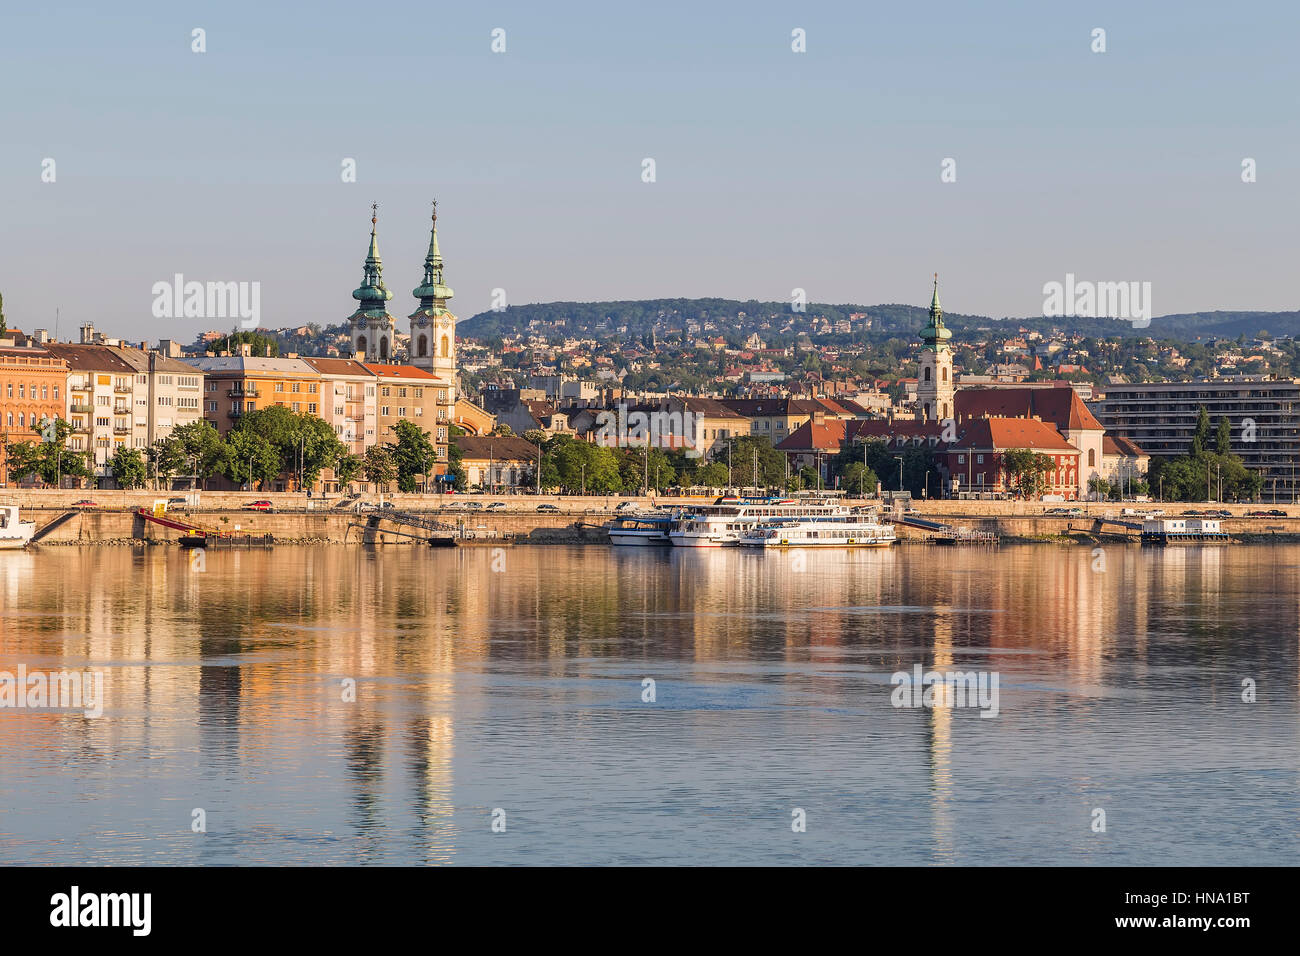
0,504,37,550
1141,517,1229,545
739,513,897,548
669,496,863,548
607,512,673,545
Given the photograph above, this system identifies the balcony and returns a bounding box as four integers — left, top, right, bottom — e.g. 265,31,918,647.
230,408,245,418
228,388,261,398
113,385,132,394
72,423,91,434
70,403,93,414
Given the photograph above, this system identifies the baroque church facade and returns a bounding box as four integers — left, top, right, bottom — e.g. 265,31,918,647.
347,202,458,404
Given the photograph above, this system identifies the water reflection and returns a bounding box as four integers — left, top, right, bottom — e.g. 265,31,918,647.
0,543,1296,865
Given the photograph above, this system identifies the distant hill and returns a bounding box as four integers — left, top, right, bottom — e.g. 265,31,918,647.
459,298,1300,344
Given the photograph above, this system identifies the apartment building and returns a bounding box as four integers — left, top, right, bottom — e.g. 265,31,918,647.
43,343,140,478
0,343,69,486
186,355,323,435
363,363,450,468
106,346,205,448
300,357,378,457
1091,376,1300,499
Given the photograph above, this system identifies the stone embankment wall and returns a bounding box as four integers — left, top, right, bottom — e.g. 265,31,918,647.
7,490,1298,544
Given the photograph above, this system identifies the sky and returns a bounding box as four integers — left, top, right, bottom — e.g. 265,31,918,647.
1,0,1297,341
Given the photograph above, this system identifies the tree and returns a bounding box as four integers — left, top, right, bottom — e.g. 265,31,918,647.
335,453,363,489
0,290,6,336
110,447,148,488
147,437,187,488
209,330,279,357
220,430,279,489
171,420,225,483
1191,406,1211,458
362,445,398,488
389,419,437,493
490,423,514,437
1002,448,1055,498
694,461,729,488
236,405,344,488
1215,416,1232,457
445,438,468,491
840,461,880,497
3,418,91,487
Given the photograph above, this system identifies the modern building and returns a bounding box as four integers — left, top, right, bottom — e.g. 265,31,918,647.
1091,376,1300,500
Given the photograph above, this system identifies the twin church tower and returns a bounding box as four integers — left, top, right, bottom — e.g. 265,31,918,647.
347,201,457,390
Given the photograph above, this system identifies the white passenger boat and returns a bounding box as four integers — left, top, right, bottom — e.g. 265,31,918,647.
607,512,673,546
668,496,856,548
0,504,36,550
739,513,897,548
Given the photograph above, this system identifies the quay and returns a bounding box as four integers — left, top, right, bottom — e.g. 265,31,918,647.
5,490,1300,546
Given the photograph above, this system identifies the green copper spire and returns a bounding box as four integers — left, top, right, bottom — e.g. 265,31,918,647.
352,203,393,314
412,199,454,307
920,272,951,352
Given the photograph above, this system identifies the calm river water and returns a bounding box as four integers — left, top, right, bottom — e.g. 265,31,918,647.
1,543,1296,865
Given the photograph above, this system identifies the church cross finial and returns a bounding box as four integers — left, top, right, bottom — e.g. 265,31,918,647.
371,202,378,228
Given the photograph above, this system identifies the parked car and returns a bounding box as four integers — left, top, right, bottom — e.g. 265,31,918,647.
243,500,274,511
537,503,560,513
167,496,188,506
72,500,97,509
615,501,640,513
486,502,508,511
1181,509,1205,516
357,502,379,512
464,501,484,510
1267,509,1288,517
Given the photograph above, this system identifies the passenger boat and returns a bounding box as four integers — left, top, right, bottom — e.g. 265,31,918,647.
739,513,897,548
668,496,858,548
607,512,673,546
0,504,37,550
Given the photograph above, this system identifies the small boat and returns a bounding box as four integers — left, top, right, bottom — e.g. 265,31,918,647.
607,512,673,545
0,504,37,550
739,513,897,548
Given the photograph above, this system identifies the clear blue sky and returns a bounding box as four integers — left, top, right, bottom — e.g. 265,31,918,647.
2,0,1297,340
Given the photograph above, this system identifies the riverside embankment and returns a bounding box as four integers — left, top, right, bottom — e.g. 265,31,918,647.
7,490,1300,545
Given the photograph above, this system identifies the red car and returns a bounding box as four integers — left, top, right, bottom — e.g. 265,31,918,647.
243,500,274,511
72,500,97,508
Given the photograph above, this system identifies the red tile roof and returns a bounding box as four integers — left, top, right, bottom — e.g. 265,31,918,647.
955,417,1079,453
955,385,1102,431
